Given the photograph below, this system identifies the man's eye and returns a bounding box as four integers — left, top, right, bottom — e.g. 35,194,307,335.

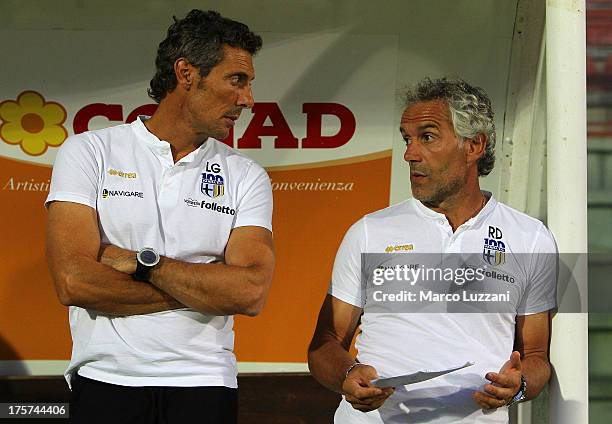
230,75,246,86
423,134,435,142
403,138,411,146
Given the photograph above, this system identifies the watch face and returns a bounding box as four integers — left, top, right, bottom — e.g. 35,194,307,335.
138,248,159,266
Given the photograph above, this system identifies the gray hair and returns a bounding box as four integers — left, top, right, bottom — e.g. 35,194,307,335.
403,77,496,176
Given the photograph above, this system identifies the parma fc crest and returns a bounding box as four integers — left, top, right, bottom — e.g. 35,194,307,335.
200,162,225,198
483,226,506,266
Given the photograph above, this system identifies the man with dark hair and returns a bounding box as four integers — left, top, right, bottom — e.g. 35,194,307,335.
308,78,556,423
46,10,273,424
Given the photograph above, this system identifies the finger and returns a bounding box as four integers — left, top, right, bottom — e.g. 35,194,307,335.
473,391,506,410
346,386,384,400
474,393,505,410
346,396,371,407
346,388,393,404
348,398,388,412
472,391,488,409
360,389,395,404
510,351,522,371
382,387,395,397
350,403,379,412
483,383,514,401
486,372,517,388
347,397,382,411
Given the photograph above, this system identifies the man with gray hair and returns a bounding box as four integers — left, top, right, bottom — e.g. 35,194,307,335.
308,78,556,423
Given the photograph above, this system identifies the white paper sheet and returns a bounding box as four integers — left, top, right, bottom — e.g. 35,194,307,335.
371,361,475,388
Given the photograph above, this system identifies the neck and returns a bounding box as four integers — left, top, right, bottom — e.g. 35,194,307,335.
423,180,486,232
144,98,209,163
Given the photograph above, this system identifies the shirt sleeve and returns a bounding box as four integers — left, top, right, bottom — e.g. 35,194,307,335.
233,161,273,231
328,218,367,308
517,224,558,315
45,134,101,210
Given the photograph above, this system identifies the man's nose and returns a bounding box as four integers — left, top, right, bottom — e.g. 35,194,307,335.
404,140,422,162
238,85,254,108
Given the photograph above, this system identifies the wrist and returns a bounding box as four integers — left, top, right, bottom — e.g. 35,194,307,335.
507,375,527,407
344,361,364,380
99,244,137,274
123,251,138,274
132,247,160,282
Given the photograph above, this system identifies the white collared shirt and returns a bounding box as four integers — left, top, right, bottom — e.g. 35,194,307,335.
329,195,556,423
46,116,272,388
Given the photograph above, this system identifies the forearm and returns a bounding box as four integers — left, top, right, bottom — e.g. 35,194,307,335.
149,256,271,316
308,337,355,394
51,255,183,316
521,354,551,400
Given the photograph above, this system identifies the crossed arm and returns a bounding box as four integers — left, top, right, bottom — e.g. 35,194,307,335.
46,201,275,317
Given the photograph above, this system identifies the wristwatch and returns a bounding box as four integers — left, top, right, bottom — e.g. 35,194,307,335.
132,247,160,282
506,375,527,407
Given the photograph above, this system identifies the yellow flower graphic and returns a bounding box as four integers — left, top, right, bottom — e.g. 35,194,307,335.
0,91,68,156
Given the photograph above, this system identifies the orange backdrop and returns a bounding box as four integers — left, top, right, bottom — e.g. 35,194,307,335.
0,154,391,363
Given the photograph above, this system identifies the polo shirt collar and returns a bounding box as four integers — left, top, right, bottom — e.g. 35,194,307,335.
412,190,497,227
131,115,211,164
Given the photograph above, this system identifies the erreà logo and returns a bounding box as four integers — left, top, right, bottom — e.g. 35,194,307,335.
385,244,414,253
102,188,144,199
201,162,224,198
483,226,505,266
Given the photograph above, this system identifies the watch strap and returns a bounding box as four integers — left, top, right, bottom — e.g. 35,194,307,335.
132,260,152,282
507,375,527,407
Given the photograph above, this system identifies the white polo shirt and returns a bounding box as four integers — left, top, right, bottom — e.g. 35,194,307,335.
329,195,556,424
46,116,272,388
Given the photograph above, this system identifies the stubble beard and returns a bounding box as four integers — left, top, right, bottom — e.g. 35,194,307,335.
412,173,466,208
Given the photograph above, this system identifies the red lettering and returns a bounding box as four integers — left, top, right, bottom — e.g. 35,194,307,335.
73,103,123,134
125,104,158,123
220,127,234,147
237,103,298,148
302,103,356,148
70,102,357,150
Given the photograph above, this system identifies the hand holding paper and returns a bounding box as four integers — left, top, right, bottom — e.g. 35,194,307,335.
343,363,395,412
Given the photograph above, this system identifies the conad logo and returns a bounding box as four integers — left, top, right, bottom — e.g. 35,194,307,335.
74,102,357,149
0,91,358,157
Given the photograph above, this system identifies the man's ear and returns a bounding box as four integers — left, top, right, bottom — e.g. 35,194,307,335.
174,58,195,90
465,133,487,165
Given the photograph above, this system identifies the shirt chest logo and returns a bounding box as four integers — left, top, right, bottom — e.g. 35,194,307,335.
102,188,143,199
483,226,506,266
385,243,414,253
108,168,137,179
200,162,225,198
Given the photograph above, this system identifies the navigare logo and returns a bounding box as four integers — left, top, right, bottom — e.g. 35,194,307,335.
102,188,144,199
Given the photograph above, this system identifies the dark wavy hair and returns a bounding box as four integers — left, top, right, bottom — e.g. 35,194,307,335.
403,78,496,176
148,10,262,103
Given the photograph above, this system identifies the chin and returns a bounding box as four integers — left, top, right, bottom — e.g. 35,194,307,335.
412,190,440,205
411,188,427,201
211,130,230,141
